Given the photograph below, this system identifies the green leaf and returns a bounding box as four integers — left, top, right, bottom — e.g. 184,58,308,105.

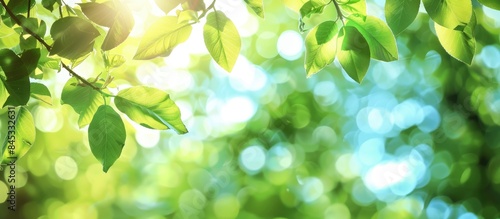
346,15,398,61
114,86,188,134
7,0,36,14
80,1,135,50
1,107,35,164
203,11,241,72
21,49,41,75
244,0,265,18
435,13,476,65
300,1,326,18
423,0,472,30
385,0,420,35
339,0,366,15
0,22,20,48
304,21,339,77
154,0,185,14
88,105,126,173
134,16,192,60
30,83,52,105
337,26,370,83
1,76,31,107
108,54,125,68
42,0,61,11
50,17,100,60
0,49,29,80
61,78,105,128
177,9,199,24
479,0,500,10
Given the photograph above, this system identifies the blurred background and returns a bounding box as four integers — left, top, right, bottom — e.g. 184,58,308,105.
1,0,500,218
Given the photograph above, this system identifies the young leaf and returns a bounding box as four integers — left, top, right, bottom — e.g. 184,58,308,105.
385,0,420,35
337,26,370,83
134,16,192,60
30,83,52,105
203,11,241,72
187,0,205,11
154,0,185,14
1,107,35,164
478,0,500,10
61,78,105,128
346,15,398,61
422,0,472,30
435,13,476,65
244,0,264,18
88,105,126,172
304,21,339,77
80,1,135,50
114,86,188,134
50,17,100,60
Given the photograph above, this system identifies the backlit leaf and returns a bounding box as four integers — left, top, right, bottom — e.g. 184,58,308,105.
337,26,370,83
385,0,420,35
304,21,339,77
423,0,472,30
244,0,265,18
203,11,241,72
435,13,476,65
1,107,35,164
88,105,126,172
61,78,105,128
114,86,188,134
50,17,100,60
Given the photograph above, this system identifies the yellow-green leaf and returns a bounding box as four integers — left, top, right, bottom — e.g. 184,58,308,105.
346,15,398,61
1,107,35,165
134,16,192,60
337,26,370,83
435,13,476,65
385,0,420,35
304,21,339,77
203,11,241,72
114,86,188,134
244,0,265,18
423,0,472,30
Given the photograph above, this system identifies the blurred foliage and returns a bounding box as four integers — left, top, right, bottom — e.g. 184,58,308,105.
1,0,500,219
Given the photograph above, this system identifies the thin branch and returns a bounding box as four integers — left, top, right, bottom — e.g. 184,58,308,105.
27,0,31,17
0,0,113,96
332,0,345,25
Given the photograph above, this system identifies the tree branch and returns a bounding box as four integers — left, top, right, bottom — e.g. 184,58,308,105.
0,0,110,94
332,0,345,24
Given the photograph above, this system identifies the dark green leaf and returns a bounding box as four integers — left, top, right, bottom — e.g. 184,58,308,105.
1,107,35,164
423,0,472,30
0,49,29,80
30,83,52,105
50,17,100,60
435,13,476,65
21,49,41,74
88,105,126,172
203,11,241,72
1,76,31,107
479,0,500,10
346,15,398,61
385,0,420,35
244,0,265,18
79,2,116,27
0,79,7,106
61,78,105,128
114,86,188,134
337,26,370,83
42,0,61,11
7,0,36,14
134,16,192,60
304,21,339,77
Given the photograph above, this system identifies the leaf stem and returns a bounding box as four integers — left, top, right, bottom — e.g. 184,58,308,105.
0,0,114,97
27,0,31,17
199,0,216,20
332,0,345,24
